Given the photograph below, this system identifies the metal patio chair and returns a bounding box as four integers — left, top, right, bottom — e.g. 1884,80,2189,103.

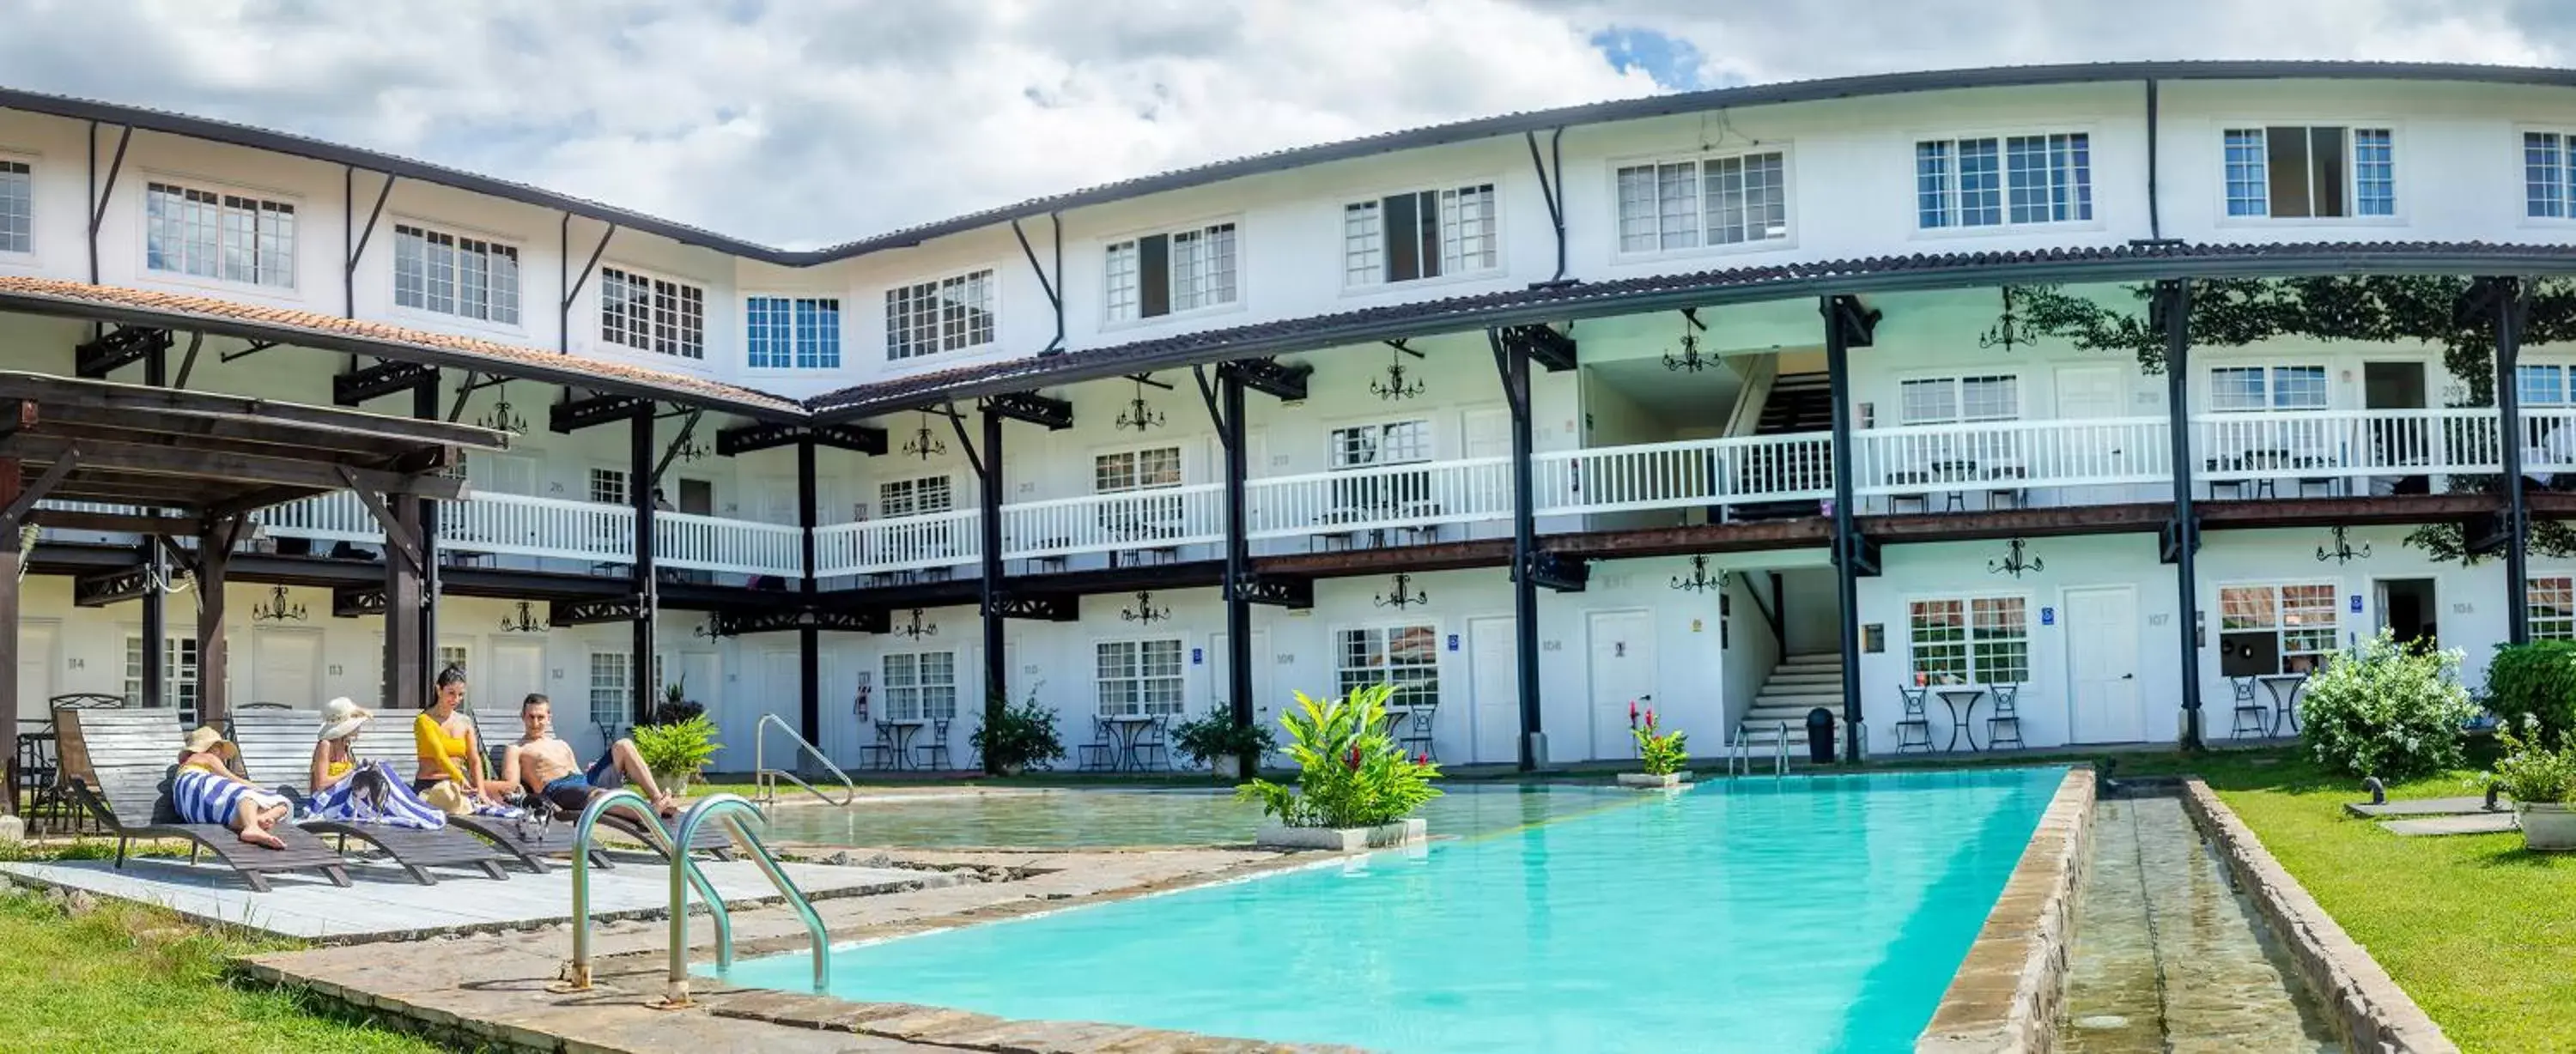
911,718,954,771
1076,717,1115,772
1893,684,1934,754
1984,684,2025,750
858,720,898,770
2228,676,2271,739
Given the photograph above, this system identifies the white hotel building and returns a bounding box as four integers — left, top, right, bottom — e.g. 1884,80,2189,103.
2,61,2573,773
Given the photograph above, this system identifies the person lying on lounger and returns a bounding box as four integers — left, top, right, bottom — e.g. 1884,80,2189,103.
304,697,445,828
173,725,292,849
500,694,680,818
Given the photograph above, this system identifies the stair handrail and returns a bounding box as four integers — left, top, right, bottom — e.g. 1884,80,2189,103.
1722,354,1780,439
657,793,830,1007
554,788,723,992
752,712,856,807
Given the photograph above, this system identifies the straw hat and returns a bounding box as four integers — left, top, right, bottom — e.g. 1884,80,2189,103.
181,725,230,756
317,697,373,742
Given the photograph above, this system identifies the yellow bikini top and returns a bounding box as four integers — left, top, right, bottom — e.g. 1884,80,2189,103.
413,712,475,785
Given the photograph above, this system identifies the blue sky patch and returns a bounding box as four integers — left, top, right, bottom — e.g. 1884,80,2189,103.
1590,26,1707,91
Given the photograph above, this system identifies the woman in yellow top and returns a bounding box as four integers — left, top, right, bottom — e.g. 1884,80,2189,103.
309,695,368,793
414,665,514,806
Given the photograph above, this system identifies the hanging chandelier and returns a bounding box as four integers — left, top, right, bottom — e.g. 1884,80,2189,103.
1670,554,1720,592
1121,591,1170,624
2317,526,2372,564
1375,573,1429,609
1989,537,2044,578
671,433,711,463
1115,374,1168,433
499,601,549,633
1662,308,1715,373
1370,340,1426,401
248,585,306,622
902,412,947,461
1978,287,2027,352
477,382,528,435
895,608,937,640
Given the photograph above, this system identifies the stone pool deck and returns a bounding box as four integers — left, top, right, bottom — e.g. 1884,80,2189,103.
1917,766,2097,1054
236,845,1340,1052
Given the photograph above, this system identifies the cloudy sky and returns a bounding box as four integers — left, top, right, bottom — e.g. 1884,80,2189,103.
1,0,2566,247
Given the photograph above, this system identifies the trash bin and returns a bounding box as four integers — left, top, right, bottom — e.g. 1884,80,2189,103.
1806,707,1837,765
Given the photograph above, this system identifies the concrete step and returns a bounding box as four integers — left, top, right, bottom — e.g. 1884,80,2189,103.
1753,691,1843,706
1764,673,1844,687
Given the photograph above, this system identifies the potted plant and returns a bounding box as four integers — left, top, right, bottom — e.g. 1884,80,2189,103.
1619,705,1691,789
1237,683,1441,851
1170,708,1279,781
969,687,1065,776
2486,715,2576,851
631,713,720,795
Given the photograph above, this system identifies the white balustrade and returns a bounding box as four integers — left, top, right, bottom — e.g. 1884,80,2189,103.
1532,433,1835,516
251,491,379,543
1245,457,1516,541
999,482,1224,560
656,512,804,577
1853,417,2172,499
2516,407,2576,478
811,509,981,578
2191,409,2500,490
440,492,635,563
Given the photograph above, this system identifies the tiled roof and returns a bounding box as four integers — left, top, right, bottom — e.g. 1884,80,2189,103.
808,239,2576,417
0,276,804,417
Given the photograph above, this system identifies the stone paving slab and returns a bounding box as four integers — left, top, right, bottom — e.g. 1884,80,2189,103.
2379,812,2519,837
2343,797,2507,818
0,855,942,942
1918,767,2097,1054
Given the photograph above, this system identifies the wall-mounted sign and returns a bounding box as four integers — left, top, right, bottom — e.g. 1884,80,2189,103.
1447,633,1461,652
2040,607,2056,627
2349,594,2364,614
1862,624,1885,653
1191,647,1204,666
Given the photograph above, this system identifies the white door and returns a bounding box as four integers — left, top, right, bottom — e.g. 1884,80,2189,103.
1588,610,1657,761
17,620,58,727
1468,616,1519,764
2053,366,2131,504
488,639,545,736
1462,406,1510,459
251,628,321,709
2065,585,2146,743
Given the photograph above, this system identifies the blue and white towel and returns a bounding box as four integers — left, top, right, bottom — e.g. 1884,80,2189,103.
301,761,447,830
171,768,289,827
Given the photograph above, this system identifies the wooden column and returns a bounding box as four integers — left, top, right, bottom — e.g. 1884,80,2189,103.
1219,367,1254,731
191,518,234,726
382,492,425,712
2158,279,2203,749
2490,277,2533,645
1823,297,1864,761
630,410,658,728
0,460,19,813
414,380,440,675
142,348,167,714
1491,328,1545,772
797,436,822,744
978,407,1007,771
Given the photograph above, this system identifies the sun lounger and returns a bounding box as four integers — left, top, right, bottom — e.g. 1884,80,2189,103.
463,706,736,861
225,709,512,885
55,708,350,893
344,721,601,873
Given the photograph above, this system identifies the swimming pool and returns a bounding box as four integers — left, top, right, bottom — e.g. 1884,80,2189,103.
725,767,2067,1052
756,783,1637,849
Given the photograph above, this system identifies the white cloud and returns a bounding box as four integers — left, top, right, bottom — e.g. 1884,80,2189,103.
0,0,2566,247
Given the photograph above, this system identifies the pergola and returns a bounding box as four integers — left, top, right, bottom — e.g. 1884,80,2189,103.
0,371,507,744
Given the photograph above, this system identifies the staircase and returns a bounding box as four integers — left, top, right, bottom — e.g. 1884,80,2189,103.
1734,651,1846,762
1732,372,1835,521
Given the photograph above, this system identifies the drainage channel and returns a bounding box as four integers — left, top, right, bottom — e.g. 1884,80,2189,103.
2059,785,2342,1053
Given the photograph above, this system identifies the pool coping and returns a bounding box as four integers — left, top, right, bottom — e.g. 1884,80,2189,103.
1915,766,2095,1054
2178,778,2460,1054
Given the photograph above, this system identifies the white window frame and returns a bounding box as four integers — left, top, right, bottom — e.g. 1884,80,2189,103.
1608,146,1794,259
1911,128,2098,234
1904,596,2031,687
2216,122,2401,223
124,633,201,720
390,217,523,330
2207,364,2330,413
587,651,630,734
1334,623,1442,712
1340,180,1502,291
884,267,999,360
1103,218,1242,326
1095,637,1187,718
878,474,955,519
1896,373,2022,427
587,466,630,507
880,650,958,722
2522,127,2576,222
2217,582,2340,675
2531,575,2576,641
0,152,33,259
598,263,707,360
2518,361,2576,408
139,173,300,292
1327,418,1435,470
1092,443,1185,494
743,292,843,371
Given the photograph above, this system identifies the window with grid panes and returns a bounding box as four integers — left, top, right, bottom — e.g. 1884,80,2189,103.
598,266,704,358
393,223,519,324
1917,134,2092,228
588,651,629,732
2208,366,2328,411
881,651,957,721
2519,364,2573,407
884,269,995,360
1094,447,1182,493
1343,184,1495,286
125,635,200,720
0,161,28,255
2221,126,2395,218
745,295,840,368
2528,132,2576,219
1613,151,1789,252
587,467,629,507
437,644,470,684
1906,598,2027,685
2532,578,2576,640
1328,421,1431,469
2219,584,2339,675
145,180,295,287
1898,376,2019,425
1336,626,1440,710
1097,639,1185,718
878,476,952,518
1105,223,1237,322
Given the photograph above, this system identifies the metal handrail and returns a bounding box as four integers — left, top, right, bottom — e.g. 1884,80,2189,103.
659,793,829,1007
752,713,856,807
553,788,722,993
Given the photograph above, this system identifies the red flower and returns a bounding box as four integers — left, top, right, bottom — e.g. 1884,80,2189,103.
1415,753,1429,766
1628,700,1639,727
1346,745,1363,770
1644,708,1656,729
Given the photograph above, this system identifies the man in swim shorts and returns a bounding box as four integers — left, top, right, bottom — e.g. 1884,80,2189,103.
502,694,679,817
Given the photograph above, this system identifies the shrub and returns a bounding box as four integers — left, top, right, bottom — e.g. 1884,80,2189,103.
2485,716,2576,804
2481,640,2576,749
2299,630,2477,779
1236,683,1441,828
648,679,705,726
631,715,721,782
1631,706,1688,776
970,688,1065,773
1170,709,1279,772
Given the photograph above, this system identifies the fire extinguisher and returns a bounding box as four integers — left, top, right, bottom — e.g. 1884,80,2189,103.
854,684,870,722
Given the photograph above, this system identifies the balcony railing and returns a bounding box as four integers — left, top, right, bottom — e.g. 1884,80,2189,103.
1853,416,2172,500
1247,457,1516,540
2190,409,2502,491
1001,482,1225,560
1533,433,1834,516
812,509,981,578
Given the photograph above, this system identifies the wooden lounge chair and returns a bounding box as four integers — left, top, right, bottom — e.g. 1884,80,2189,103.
225,709,512,885
465,706,735,861
55,708,350,893
346,721,598,874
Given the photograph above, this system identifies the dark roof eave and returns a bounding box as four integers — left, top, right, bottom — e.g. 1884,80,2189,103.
0,288,807,421
805,244,2576,420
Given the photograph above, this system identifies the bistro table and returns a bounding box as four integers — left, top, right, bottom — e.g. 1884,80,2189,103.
2257,674,2309,736
1934,687,1989,752
1103,716,1158,772
884,719,927,771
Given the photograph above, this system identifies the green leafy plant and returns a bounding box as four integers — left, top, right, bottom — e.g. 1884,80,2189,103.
1236,683,1441,828
970,688,1065,773
2481,641,2576,748
2484,715,2576,804
647,678,705,726
2299,630,2477,779
1170,709,1278,772
1631,706,1688,776
631,714,720,783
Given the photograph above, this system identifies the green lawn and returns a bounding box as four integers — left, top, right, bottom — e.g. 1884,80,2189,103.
0,847,442,1054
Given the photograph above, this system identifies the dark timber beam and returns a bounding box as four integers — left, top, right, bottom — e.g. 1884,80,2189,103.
343,167,397,319
717,421,887,457
2467,276,2534,645
1823,294,1878,762
1228,357,1312,403
981,391,1073,431
798,436,823,744
713,607,886,637
976,405,1008,771
193,515,245,724
629,410,657,729
1011,213,1066,355
550,597,640,627
1498,322,1579,373
381,488,425,712
1197,362,1256,740
331,584,387,619
332,359,438,406
558,216,618,354
74,325,172,379
1491,326,1545,771
989,594,1079,621
549,392,653,433
2155,278,2203,749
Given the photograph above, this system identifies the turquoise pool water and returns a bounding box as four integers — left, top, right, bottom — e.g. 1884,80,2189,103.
726,767,2067,1052
757,784,1637,848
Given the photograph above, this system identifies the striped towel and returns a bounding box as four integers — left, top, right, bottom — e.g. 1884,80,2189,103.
171,768,289,827
301,761,447,830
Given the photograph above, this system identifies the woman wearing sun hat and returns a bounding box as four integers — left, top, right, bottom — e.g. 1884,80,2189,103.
303,697,444,829
171,725,293,849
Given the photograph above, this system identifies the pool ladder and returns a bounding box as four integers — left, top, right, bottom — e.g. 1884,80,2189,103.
552,790,830,1006
751,712,856,808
